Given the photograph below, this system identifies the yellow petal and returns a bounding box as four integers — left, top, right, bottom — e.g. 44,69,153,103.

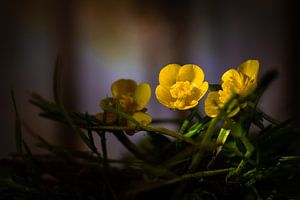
177,64,205,87
130,112,152,126
218,87,234,104
204,91,241,118
221,69,241,84
111,79,137,98
134,82,151,111
227,106,240,117
159,64,181,87
155,85,175,109
204,91,222,117
180,81,208,110
237,60,259,81
126,112,152,135
176,101,199,110
198,81,209,100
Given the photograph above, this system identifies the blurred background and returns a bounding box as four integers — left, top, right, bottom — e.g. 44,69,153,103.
1,0,299,158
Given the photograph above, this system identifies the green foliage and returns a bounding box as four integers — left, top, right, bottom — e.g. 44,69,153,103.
3,58,300,200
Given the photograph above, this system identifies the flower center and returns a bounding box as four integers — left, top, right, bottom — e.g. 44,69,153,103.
170,81,196,99
119,94,136,113
223,73,256,99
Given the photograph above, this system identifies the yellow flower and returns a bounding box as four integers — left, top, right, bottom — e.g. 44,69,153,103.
155,64,208,110
96,79,152,126
204,91,240,118
205,60,259,117
219,60,259,103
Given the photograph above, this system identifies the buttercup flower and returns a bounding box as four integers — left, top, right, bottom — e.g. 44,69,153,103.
155,64,209,110
96,79,152,126
205,60,260,117
204,91,240,118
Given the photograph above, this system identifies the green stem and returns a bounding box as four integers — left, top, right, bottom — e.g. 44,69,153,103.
100,109,108,169
201,94,238,145
188,117,219,171
128,167,234,196
52,57,96,153
168,167,234,184
11,89,23,155
229,133,255,178
112,131,152,163
144,126,198,145
179,108,198,134
240,134,255,155
89,126,139,131
201,117,219,145
85,113,101,159
101,104,198,145
257,107,280,125
189,95,239,171
188,154,201,171
96,130,108,168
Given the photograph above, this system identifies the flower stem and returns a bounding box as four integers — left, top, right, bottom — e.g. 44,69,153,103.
112,131,153,163
101,104,198,145
257,107,280,125
127,167,234,196
168,167,234,184
179,108,198,134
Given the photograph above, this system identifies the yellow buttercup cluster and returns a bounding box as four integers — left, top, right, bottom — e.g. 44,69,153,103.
97,79,152,126
204,60,260,117
155,64,209,110
97,60,259,126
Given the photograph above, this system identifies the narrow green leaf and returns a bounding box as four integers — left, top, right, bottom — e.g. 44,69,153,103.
184,117,210,138
112,130,154,163
179,108,198,134
85,112,98,153
11,89,23,154
101,103,198,145
215,128,230,154
52,57,95,151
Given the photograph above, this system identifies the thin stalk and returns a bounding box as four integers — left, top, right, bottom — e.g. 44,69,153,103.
88,126,139,131
257,107,280,125
167,167,234,184
11,89,23,155
112,131,153,163
101,104,198,145
127,168,234,196
188,117,219,171
179,108,198,134
201,94,238,145
97,131,108,168
189,95,238,171
52,57,96,153
100,108,108,169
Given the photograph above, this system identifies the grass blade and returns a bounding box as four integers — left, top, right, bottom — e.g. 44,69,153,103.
11,89,23,154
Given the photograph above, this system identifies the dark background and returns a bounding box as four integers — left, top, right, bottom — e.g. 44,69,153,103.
1,0,299,157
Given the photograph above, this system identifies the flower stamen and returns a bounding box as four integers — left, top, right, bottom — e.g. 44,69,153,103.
170,81,196,99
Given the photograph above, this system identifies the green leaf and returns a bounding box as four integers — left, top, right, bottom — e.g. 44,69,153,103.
215,128,230,156
179,108,198,134
11,89,23,155
184,117,210,138
112,131,152,163
52,57,95,152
